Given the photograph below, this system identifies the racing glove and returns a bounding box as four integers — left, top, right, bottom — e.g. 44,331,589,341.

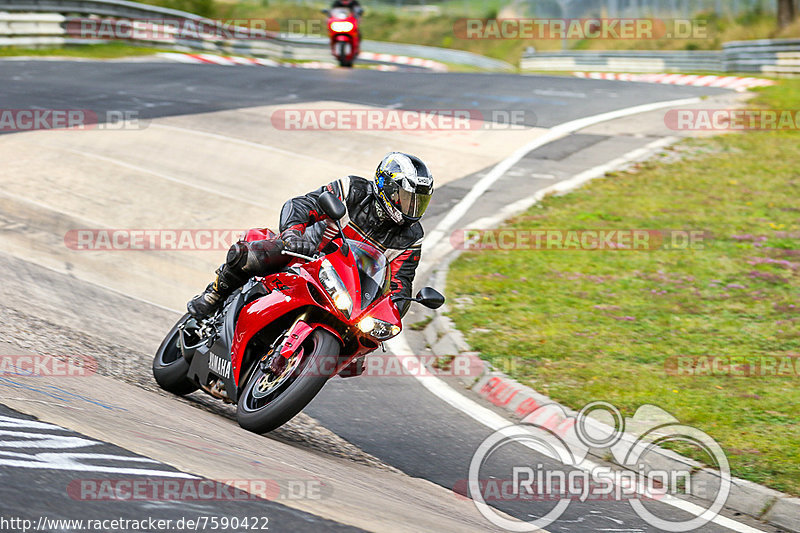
280,228,316,257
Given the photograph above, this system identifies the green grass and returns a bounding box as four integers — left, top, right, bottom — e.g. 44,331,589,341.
4,2,799,67
447,79,800,495
0,43,171,58
135,1,800,66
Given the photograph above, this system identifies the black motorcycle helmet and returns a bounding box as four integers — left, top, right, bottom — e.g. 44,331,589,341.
373,152,434,223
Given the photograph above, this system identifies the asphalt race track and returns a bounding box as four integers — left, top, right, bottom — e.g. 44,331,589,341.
0,59,779,532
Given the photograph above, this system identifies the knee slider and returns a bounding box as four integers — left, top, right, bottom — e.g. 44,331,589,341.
243,239,286,275
225,241,249,270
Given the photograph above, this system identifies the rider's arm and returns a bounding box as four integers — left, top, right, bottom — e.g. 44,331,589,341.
279,181,345,233
389,243,422,318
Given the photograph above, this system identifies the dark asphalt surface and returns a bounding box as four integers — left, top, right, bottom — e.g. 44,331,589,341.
0,59,768,533
0,404,362,533
1,60,726,129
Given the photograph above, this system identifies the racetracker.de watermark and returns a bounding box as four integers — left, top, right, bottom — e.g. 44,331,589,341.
450,229,707,250
665,355,800,377
453,18,708,40
665,109,800,131
66,17,279,40
68,478,329,501
0,109,145,132
0,354,97,377
270,108,535,131
64,229,245,251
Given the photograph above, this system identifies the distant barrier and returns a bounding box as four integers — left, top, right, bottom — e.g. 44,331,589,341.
520,49,723,73
0,0,514,70
521,40,800,76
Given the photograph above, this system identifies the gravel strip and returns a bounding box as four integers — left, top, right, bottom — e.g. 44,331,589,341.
0,303,398,472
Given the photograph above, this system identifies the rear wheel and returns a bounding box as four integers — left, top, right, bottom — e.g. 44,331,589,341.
236,329,340,433
152,314,200,395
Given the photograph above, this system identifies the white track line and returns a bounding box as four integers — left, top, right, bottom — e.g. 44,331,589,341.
388,334,765,533
421,96,701,261
58,147,267,208
147,123,344,166
399,94,767,532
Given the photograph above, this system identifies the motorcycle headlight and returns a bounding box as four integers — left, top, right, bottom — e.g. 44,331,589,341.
330,21,354,32
319,259,352,317
357,316,401,341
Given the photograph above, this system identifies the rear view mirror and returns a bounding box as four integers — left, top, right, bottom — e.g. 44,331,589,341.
415,287,445,309
318,191,346,220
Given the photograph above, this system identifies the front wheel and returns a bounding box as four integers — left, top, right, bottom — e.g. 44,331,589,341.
152,313,199,395
335,41,352,67
236,329,340,433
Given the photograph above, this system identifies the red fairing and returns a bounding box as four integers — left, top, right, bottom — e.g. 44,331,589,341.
244,228,277,242
230,225,402,386
229,273,306,385
326,9,360,64
279,320,314,358
364,291,402,325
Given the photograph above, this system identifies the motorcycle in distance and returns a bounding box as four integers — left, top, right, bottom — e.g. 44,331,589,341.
153,192,445,434
321,7,361,67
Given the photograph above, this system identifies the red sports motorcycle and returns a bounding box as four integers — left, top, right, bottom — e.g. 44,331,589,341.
322,7,360,67
153,193,444,434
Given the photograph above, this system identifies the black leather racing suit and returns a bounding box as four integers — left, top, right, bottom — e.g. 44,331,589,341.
331,0,362,15
279,175,423,317
189,176,423,319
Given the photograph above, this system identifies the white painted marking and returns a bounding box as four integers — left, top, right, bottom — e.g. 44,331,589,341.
156,52,203,64
148,123,344,166
421,96,702,262
467,137,677,231
387,336,766,533
58,147,267,208
0,414,197,478
391,99,766,530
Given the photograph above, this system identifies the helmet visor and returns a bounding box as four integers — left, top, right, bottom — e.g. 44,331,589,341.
396,185,432,218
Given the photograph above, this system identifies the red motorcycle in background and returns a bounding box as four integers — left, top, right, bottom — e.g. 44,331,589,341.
322,7,361,67
153,192,444,434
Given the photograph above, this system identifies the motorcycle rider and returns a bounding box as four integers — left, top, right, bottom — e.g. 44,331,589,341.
187,152,433,320
331,0,363,16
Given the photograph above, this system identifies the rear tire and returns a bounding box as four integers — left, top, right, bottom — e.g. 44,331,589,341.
152,314,200,396
236,329,340,433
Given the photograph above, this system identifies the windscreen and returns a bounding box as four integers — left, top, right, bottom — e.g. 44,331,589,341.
330,7,351,19
348,239,390,309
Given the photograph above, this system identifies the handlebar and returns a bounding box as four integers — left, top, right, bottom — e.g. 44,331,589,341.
281,249,318,262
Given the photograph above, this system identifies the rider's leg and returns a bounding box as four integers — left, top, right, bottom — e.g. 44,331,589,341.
187,238,286,318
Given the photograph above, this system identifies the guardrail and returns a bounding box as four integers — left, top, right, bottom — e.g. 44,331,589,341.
724,38,800,75
522,41,800,76
0,0,514,70
520,49,723,73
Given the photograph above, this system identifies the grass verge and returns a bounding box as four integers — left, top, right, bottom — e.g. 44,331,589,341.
136,1,800,66
0,43,170,58
447,79,800,495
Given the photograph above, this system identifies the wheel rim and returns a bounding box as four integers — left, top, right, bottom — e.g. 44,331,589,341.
158,319,200,366
159,332,183,365
252,348,303,400
241,336,316,412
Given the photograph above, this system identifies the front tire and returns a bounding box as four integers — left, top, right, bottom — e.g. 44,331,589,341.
152,313,199,395
336,41,352,67
237,329,340,433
